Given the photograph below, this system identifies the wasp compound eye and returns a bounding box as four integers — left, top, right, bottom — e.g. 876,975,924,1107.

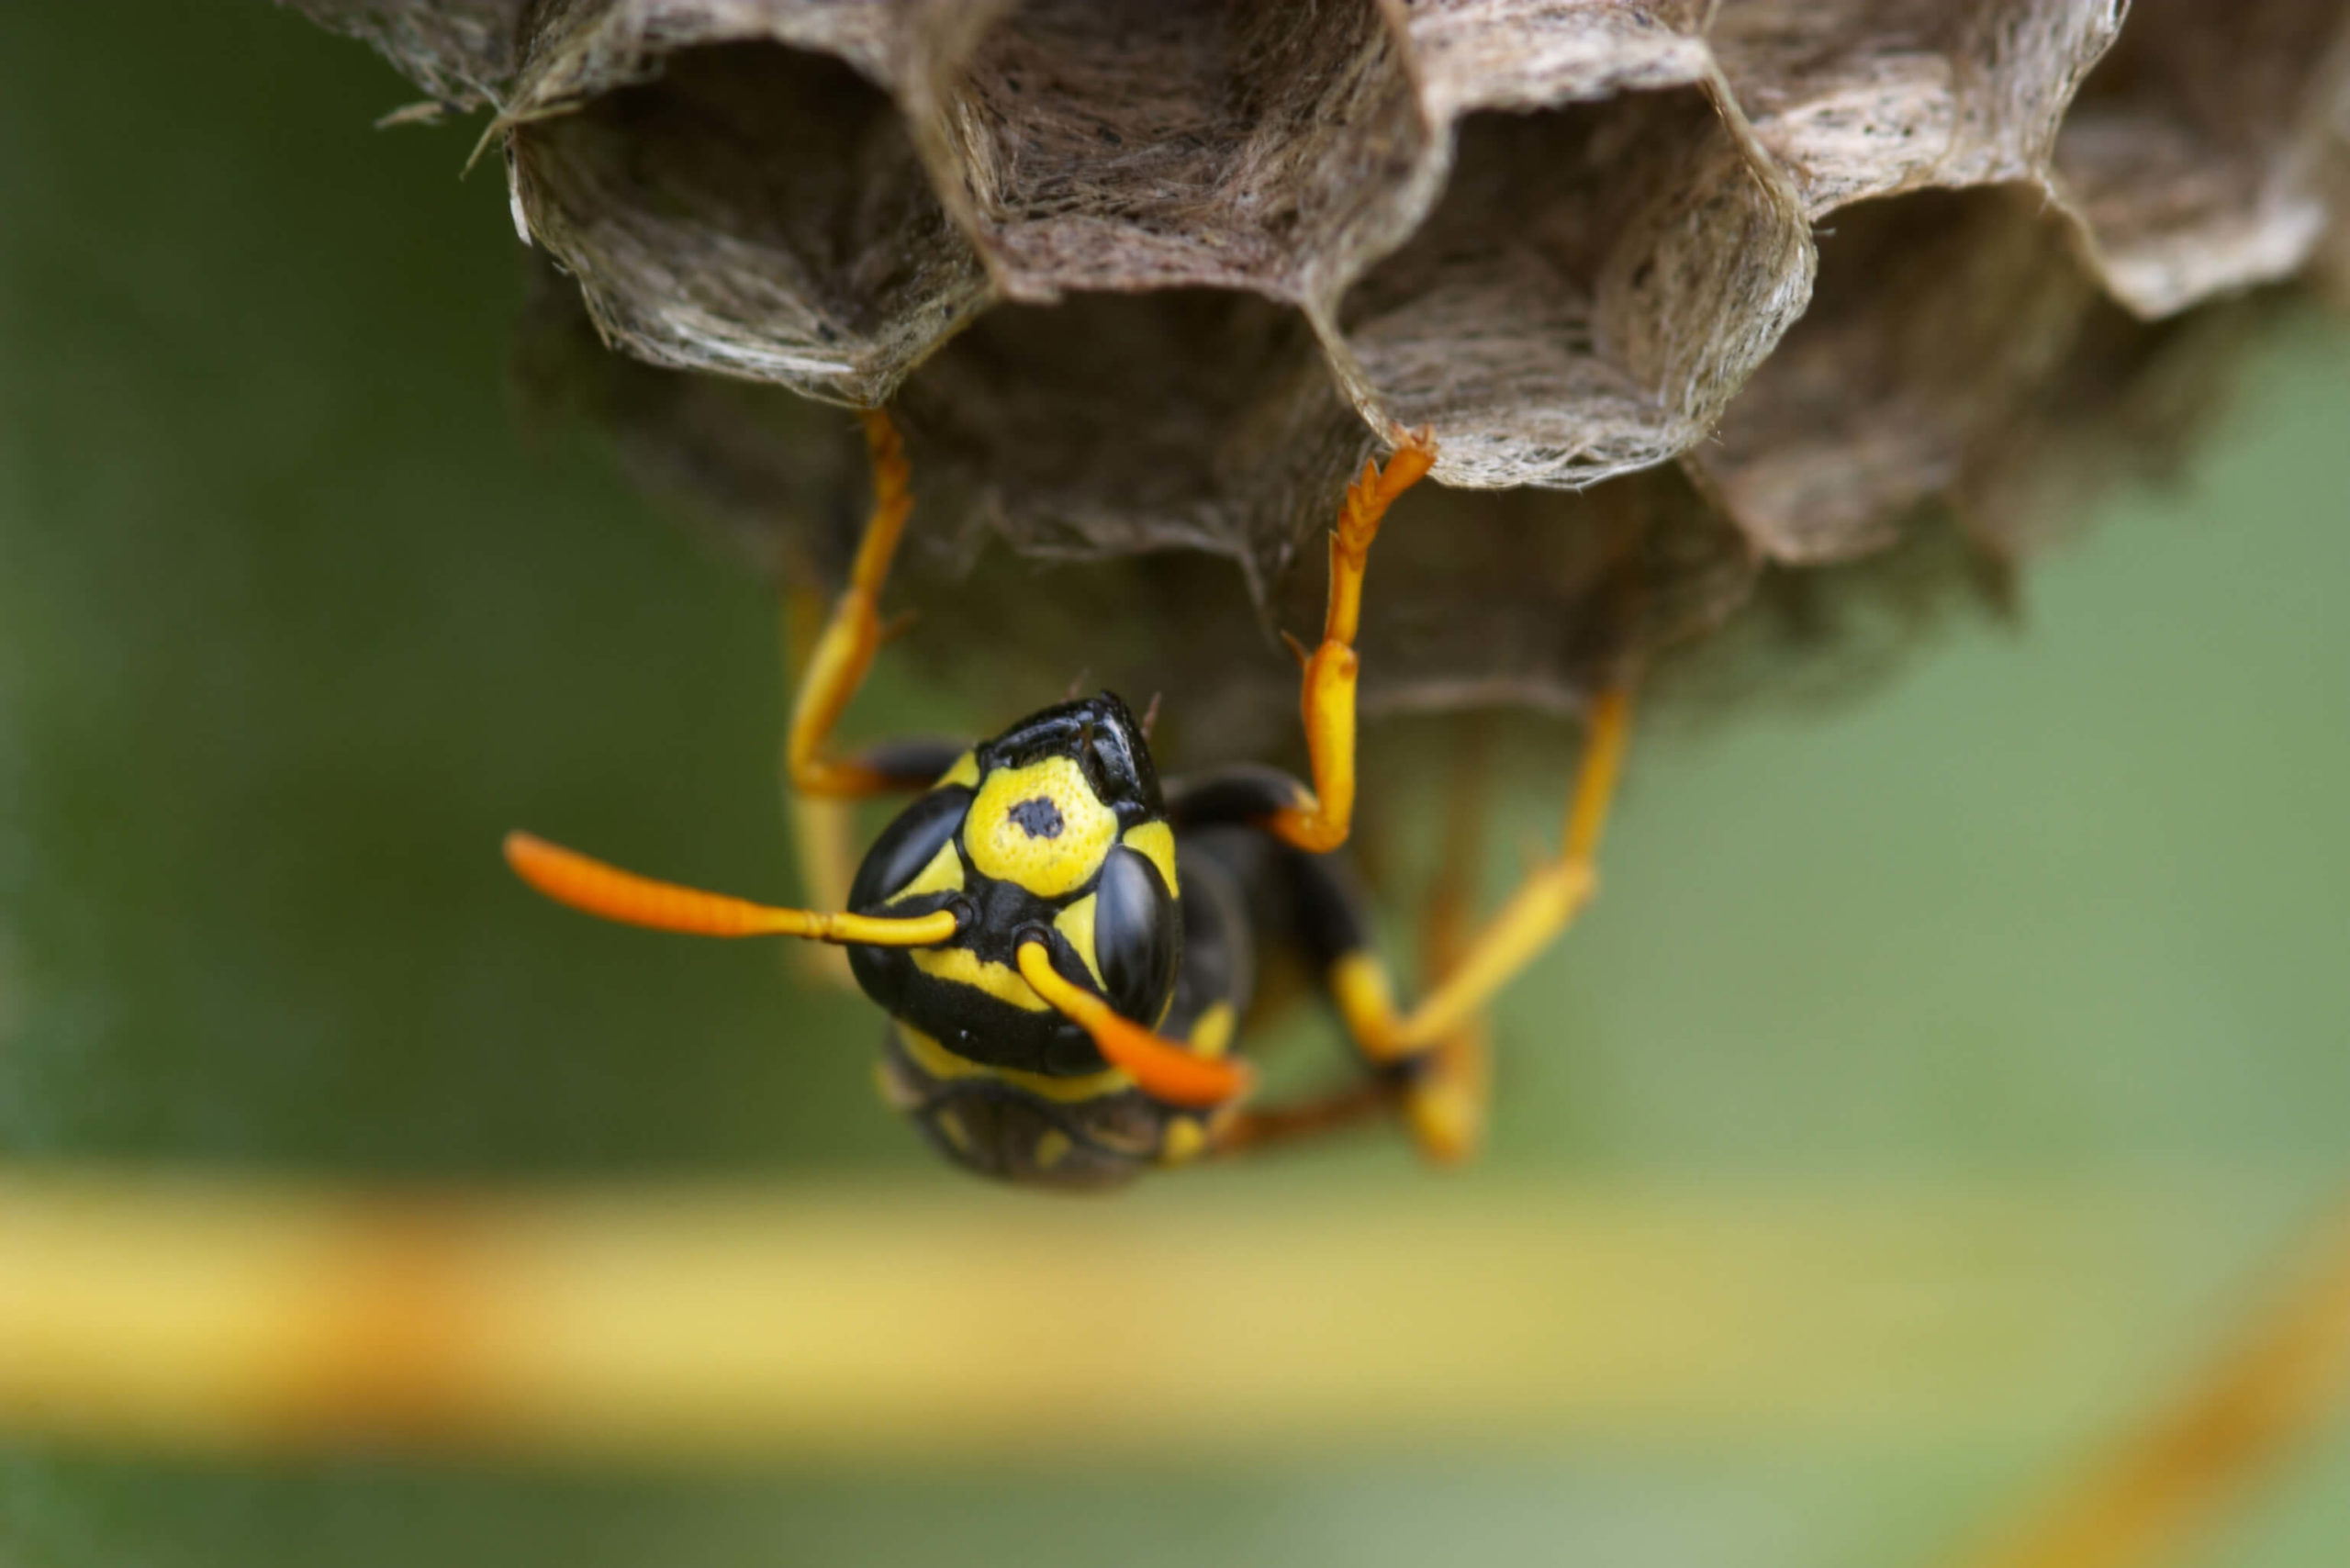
847,789,971,913
1090,846,1179,1025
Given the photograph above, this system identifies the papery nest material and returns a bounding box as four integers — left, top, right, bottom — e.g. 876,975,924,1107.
294,0,2350,755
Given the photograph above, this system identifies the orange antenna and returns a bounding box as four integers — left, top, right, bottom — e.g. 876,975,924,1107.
503,832,959,946
1014,942,1254,1109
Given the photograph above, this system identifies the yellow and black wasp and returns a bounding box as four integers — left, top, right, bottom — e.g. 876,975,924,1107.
506,413,1632,1187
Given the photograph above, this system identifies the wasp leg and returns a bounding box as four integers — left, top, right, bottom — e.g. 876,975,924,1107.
778,577,967,989
784,409,944,801
1331,688,1633,1069
780,582,861,925
1266,427,1435,853
776,420,966,987
1183,829,1411,1162
1401,723,1494,1163
1161,430,1434,850
1205,1080,1395,1159
780,578,968,880
1209,728,1491,1165
779,583,861,989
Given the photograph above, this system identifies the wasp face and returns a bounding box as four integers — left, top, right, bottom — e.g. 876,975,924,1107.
845,693,1182,1080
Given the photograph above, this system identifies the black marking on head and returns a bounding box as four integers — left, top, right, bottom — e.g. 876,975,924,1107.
1007,796,1065,840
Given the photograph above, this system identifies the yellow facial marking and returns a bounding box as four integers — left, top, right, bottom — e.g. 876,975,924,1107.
1158,1118,1207,1166
912,946,1048,1012
935,751,979,790
895,1024,1133,1103
964,756,1116,899
887,835,964,904
1187,1002,1236,1060
1053,893,1103,986
1032,1130,1073,1170
1121,820,1180,896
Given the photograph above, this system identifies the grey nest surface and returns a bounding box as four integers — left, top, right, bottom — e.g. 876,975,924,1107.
294,0,2350,758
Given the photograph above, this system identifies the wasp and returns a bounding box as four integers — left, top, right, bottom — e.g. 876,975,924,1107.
506,413,1633,1187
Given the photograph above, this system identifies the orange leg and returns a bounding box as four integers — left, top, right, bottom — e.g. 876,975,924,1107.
780,582,864,988
786,409,918,800
1207,1080,1395,1159
1262,428,1438,855
1213,721,1500,1165
1401,723,1495,1164
1331,688,1633,1067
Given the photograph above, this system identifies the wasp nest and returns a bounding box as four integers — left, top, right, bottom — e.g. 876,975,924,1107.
296,0,2350,759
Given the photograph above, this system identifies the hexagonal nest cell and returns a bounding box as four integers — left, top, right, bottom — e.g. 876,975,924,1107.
2052,0,2350,314
1692,184,2107,565
890,288,1375,581
298,0,2350,734
1331,86,1808,489
509,39,990,401
926,0,1431,302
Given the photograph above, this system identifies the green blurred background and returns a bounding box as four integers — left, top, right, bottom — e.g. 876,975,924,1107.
2,5,2345,1565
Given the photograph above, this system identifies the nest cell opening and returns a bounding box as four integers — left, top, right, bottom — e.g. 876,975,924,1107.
1340,472,1757,723
511,41,990,402
2054,0,2350,315
1707,0,2125,216
931,0,1428,301
1695,185,2100,563
1333,86,1809,490
890,287,1371,581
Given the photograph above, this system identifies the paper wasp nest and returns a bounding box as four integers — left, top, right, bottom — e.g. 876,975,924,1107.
295,0,2350,760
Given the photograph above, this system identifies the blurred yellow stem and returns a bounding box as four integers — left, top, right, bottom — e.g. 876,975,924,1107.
0,1171,2331,1468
